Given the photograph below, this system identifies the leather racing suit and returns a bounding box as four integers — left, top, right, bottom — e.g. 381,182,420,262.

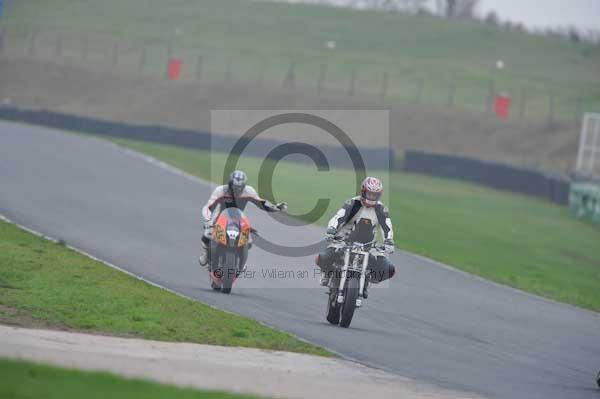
316,196,396,284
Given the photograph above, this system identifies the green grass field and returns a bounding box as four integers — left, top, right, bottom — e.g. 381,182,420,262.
109,137,600,312
0,217,329,356
3,0,599,119
0,358,264,399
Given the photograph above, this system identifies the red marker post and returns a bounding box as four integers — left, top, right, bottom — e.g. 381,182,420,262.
167,57,183,80
495,93,511,120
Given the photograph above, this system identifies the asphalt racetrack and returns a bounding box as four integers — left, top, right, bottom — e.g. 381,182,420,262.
1,122,599,399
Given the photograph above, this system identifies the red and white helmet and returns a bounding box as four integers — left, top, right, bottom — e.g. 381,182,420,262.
360,177,383,207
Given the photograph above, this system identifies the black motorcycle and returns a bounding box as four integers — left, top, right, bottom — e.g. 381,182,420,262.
325,239,387,328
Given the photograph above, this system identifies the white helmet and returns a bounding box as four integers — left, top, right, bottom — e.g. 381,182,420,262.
228,170,247,196
360,177,383,207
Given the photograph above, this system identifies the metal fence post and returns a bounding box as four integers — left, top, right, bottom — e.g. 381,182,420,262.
348,67,356,96
224,56,233,83
196,55,203,81
283,59,296,89
164,38,174,80
575,97,583,127
547,94,556,128
28,31,38,56
138,46,146,76
111,42,119,70
518,88,527,120
166,38,173,59
256,57,267,88
81,37,89,64
317,63,327,94
486,78,496,113
414,78,424,104
447,79,456,108
55,34,63,58
380,71,388,103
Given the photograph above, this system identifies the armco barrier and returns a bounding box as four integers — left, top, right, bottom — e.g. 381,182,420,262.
0,107,393,171
0,106,570,204
404,150,570,205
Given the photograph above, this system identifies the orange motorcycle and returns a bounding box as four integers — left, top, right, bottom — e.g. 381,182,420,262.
208,207,253,294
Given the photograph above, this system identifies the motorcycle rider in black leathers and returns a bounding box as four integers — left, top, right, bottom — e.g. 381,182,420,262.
316,177,396,297
198,170,287,266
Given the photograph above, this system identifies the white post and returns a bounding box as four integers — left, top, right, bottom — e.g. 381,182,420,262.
576,113,590,172
589,118,600,173
576,113,600,178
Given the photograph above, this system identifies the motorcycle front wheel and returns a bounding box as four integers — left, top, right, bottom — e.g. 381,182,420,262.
339,277,359,328
220,250,238,294
326,281,341,325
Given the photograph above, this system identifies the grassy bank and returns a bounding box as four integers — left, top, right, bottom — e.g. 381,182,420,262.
0,218,329,356
0,358,264,399
110,137,600,312
3,0,599,118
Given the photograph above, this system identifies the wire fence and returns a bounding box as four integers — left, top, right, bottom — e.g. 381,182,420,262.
1,25,596,128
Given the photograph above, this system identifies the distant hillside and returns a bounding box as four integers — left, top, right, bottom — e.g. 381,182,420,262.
3,0,599,120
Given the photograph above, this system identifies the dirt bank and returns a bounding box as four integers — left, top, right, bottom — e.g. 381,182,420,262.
0,55,579,173
0,325,485,399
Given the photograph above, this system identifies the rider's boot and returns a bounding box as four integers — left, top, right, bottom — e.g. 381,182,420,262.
198,240,209,267
320,271,330,287
362,277,370,299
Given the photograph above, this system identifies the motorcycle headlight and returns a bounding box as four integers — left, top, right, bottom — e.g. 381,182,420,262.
227,227,240,240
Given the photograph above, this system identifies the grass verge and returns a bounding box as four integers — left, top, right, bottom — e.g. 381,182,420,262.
0,358,264,399
110,137,600,312
0,217,330,356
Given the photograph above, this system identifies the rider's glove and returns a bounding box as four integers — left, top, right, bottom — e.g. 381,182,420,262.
384,238,395,254
276,202,288,212
326,226,337,241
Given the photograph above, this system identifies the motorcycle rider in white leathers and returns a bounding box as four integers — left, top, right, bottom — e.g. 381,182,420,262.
316,177,396,297
198,170,287,266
